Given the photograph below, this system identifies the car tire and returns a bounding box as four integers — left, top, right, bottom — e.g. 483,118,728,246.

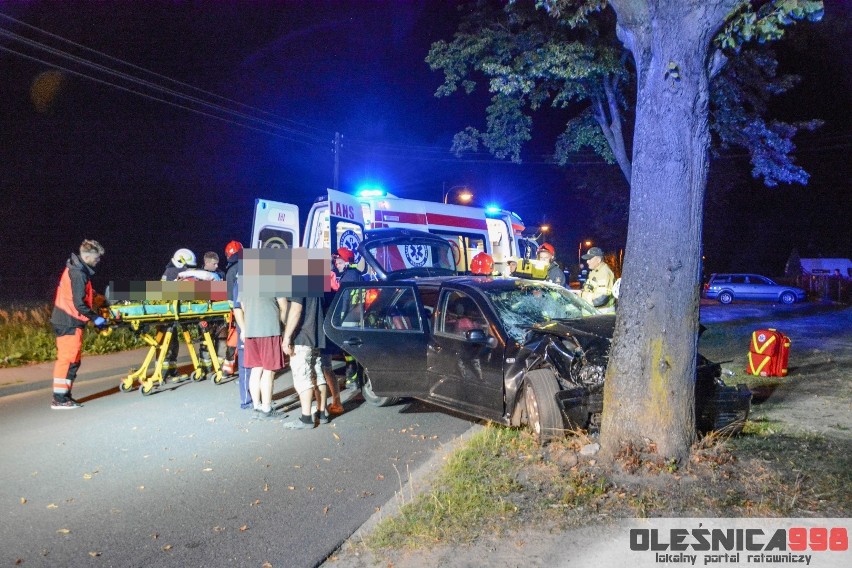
779,291,796,305
522,368,564,442
718,291,733,304
361,371,400,407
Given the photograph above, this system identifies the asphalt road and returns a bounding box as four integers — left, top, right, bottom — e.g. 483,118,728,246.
0,362,474,567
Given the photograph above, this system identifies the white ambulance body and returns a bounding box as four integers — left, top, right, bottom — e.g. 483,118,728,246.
251,189,537,274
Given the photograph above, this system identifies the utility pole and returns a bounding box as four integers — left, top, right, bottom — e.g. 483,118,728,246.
332,132,342,190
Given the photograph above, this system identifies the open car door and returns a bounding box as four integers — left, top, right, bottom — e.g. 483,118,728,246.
324,282,430,397
251,199,300,249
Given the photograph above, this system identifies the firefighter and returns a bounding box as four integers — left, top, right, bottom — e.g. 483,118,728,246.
329,247,362,388
580,247,615,312
160,248,197,379
536,243,566,286
50,239,106,409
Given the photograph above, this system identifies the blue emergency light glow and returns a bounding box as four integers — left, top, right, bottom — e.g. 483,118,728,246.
485,205,502,216
356,185,386,198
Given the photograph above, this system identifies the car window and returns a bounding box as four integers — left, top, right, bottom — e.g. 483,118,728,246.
330,286,421,332
748,276,771,285
729,275,746,284
438,290,487,338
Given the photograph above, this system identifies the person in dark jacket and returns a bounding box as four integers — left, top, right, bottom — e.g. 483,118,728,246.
159,247,197,378
537,243,566,287
330,247,362,386
50,239,106,409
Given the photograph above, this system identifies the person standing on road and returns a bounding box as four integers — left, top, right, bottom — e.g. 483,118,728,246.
536,243,566,286
580,247,616,313
281,296,329,429
331,247,362,387
50,239,106,409
160,248,197,379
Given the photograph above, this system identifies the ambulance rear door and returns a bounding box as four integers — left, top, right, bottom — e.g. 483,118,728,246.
326,188,366,269
251,199,300,249
424,204,490,273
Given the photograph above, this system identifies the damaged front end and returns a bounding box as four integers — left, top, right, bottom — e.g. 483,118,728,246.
522,318,613,430
523,320,752,434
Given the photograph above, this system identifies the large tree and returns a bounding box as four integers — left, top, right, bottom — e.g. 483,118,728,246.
431,0,822,460
601,0,821,459
427,0,822,188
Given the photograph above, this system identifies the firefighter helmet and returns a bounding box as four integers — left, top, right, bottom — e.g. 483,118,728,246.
537,243,555,257
225,240,243,259
334,247,354,264
470,252,494,275
171,248,197,268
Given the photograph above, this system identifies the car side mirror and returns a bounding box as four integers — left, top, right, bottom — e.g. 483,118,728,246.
465,329,497,348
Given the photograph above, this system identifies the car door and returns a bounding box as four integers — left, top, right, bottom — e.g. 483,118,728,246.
747,275,773,301
426,287,506,420
324,283,430,397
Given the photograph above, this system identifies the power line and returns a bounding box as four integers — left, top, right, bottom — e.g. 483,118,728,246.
0,11,331,136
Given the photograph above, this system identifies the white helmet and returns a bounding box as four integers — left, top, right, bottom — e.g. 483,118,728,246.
171,248,197,268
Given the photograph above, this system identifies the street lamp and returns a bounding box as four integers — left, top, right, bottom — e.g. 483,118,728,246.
578,240,592,269
443,184,473,204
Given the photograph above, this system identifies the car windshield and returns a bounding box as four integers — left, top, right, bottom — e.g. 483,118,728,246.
483,281,599,341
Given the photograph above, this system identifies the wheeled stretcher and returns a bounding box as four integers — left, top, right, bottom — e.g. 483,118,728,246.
103,300,232,395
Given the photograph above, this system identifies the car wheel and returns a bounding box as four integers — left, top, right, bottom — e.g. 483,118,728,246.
522,368,564,443
361,371,400,407
780,291,796,305
718,291,733,304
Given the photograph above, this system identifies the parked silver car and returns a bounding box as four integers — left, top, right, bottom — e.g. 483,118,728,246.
703,273,806,305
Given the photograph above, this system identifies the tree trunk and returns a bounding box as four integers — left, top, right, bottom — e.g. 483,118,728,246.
601,2,736,461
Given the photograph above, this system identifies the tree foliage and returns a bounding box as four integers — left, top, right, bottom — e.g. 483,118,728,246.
427,0,823,187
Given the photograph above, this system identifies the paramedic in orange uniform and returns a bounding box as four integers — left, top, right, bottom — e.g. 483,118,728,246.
49,239,106,409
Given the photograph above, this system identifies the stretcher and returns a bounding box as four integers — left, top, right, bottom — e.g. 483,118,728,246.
102,300,232,395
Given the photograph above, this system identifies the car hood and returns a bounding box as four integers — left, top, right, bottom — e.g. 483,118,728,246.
530,315,616,348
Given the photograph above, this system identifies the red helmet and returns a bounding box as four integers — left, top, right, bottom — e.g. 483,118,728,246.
537,243,555,256
225,240,243,259
334,247,354,264
470,252,494,275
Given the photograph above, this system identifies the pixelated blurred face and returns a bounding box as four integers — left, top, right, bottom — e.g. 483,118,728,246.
239,248,331,297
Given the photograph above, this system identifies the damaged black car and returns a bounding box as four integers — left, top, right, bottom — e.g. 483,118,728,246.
324,229,751,441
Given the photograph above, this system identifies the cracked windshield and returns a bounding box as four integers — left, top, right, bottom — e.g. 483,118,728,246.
485,282,599,341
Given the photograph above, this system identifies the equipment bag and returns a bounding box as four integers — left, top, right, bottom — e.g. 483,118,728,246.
747,328,790,377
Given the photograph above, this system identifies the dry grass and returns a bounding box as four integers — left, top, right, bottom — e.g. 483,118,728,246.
0,303,143,366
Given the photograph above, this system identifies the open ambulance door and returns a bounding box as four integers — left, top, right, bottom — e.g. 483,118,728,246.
251,199,300,249
326,188,366,272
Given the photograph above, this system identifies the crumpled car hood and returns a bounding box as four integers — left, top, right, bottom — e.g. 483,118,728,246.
531,315,616,342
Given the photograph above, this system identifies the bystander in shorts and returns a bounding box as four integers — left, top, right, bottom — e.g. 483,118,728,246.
244,335,285,371
290,345,326,395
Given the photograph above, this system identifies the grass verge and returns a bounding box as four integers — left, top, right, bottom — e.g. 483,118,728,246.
0,304,144,367
362,417,851,555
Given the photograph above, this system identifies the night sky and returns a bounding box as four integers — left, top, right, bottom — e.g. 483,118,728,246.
1,1,849,302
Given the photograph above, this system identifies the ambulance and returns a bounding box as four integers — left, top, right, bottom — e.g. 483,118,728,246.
250,189,538,275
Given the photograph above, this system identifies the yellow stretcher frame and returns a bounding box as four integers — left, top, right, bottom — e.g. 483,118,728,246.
103,300,231,396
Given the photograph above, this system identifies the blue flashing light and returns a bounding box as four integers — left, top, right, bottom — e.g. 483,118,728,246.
484,204,502,216
356,184,386,198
